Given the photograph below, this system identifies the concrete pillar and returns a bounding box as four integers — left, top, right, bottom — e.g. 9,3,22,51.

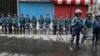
17,0,19,16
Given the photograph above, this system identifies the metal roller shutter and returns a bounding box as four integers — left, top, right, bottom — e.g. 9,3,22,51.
19,2,54,19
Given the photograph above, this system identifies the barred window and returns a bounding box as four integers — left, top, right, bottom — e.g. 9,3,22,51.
0,0,17,16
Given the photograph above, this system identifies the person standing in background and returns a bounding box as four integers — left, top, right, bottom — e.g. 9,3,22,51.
92,13,100,45
38,15,44,34
19,14,25,34
52,15,58,35
32,15,37,34
81,11,93,45
25,14,31,34
6,13,12,34
1,14,6,34
65,16,70,34
59,16,65,35
45,14,51,35
12,14,19,34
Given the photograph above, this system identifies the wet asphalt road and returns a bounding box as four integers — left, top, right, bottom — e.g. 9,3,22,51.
0,35,99,56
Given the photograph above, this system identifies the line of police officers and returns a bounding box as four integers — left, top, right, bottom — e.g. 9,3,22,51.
0,13,70,34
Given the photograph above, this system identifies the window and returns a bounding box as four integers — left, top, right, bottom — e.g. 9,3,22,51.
0,0,17,16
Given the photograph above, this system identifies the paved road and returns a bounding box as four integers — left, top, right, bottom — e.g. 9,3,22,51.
0,34,99,56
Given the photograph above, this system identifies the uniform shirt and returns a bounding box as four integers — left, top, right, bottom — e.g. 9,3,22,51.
25,17,30,23
38,18,44,25
83,17,93,29
45,17,51,25
65,19,69,24
6,16,12,25
1,16,6,25
12,17,18,24
93,18,100,29
19,16,25,25
52,18,57,26
71,17,83,28
32,18,37,26
65,19,70,27
59,19,65,27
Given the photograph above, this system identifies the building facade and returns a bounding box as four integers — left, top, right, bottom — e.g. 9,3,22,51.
18,0,95,19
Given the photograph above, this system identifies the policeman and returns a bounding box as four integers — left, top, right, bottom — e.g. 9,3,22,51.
59,16,64,35
38,15,44,34
25,14,31,34
92,13,100,45
45,14,51,35
52,15,57,35
25,14,30,23
65,16,70,34
1,14,6,34
32,16,37,34
81,11,93,45
19,14,25,34
12,14,19,34
69,9,83,51
6,13,12,34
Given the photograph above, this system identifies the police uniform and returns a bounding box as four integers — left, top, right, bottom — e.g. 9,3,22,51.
39,17,44,29
32,16,37,34
45,17,51,28
92,13,100,45
12,16,19,34
19,15,25,34
52,18,57,35
70,9,83,51
65,18,70,34
25,15,31,34
45,16,51,35
1,16,6,34
81,12,93,44
59,18,64,35
38,16,44,34
6,16,12,34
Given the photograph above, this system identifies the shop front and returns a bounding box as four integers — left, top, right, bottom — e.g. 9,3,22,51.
53,0,95,19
